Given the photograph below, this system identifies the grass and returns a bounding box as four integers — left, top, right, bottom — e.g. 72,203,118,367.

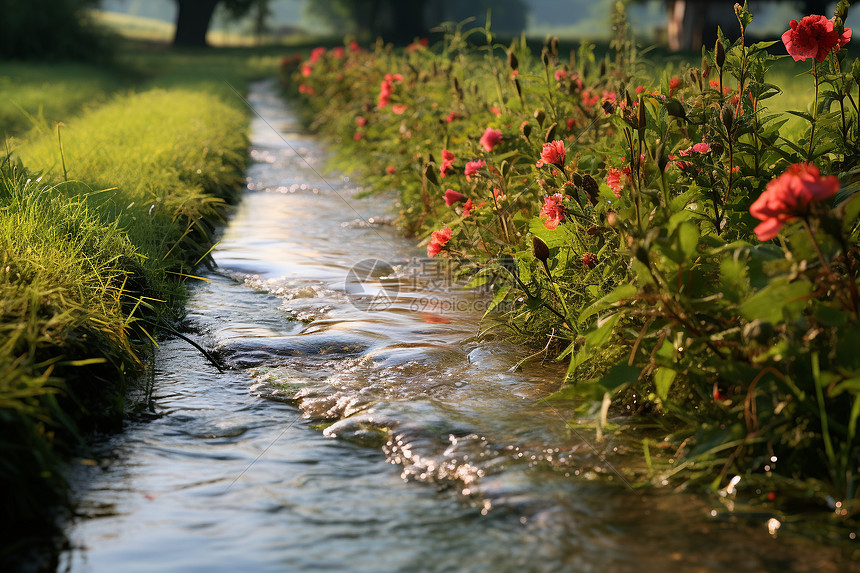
0,61,131,138
0,42,289,549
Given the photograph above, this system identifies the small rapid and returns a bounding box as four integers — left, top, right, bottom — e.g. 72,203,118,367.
59,80,855,573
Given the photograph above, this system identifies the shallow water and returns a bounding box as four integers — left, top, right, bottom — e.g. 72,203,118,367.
59,80,857,573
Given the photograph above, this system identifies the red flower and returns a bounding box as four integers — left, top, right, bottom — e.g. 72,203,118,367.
465,160,486,181
427,226,452,258
355,116,367,127
353,133,363,141
782,15,852,62
554,70,568,81
392,104,408,114
462,198,473,217
301,65,312,77
636,85,646,94
566,117,575,130
332,46,345,59
440,149,456,178
582,252,597,269
606,167,630,198
491,106,501,116
750,163,840,241
444,188,466,206
493,187,506,202
386,165,396,174
378,79,393,108
540,193,565,230
446,111,458,123
349,41,360,52
309,47,326,63
479,127,503,152
536,140,565,169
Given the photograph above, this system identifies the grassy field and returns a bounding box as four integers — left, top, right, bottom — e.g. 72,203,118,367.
0,40,286,552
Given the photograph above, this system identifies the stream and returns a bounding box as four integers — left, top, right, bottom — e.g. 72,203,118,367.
58,80,857,573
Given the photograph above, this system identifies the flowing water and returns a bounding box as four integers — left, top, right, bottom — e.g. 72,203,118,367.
58,81,857,573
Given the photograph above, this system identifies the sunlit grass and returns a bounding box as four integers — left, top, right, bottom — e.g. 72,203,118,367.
0,62,130,138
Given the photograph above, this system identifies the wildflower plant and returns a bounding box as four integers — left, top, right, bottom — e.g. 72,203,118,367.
285,1,860,515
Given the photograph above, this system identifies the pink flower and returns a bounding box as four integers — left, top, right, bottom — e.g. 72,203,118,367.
353,133,363,141
427,226,452,258
540,193,566,230
301,65,312,77
491,106,501,116
554,70,568,81
782,15,852,62
332,46,345,59
446,111,458,123
679,142,712,156
393,104,408,114
606,167,627,198
479,127,503,152
386,165,396,174
465,160,486,181
444,189,466,206
440,149,456,178
750,163,839,241
537,140,565,169
355,116,367,127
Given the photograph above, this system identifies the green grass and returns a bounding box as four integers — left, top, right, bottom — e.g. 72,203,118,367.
0,44,290,546
0,61,131,138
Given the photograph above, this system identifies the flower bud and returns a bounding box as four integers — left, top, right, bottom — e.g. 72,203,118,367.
721,102,734,132
715,38,725,70
599,60,606,77
541,49,550,67
532,236,550,263
544,122,558,143
582,174,600,205
550,37,559,60
534,108,546,127
637,98,646,130
508,50,519,71
424,163,439,186
520,120,532,139
602,100,615,115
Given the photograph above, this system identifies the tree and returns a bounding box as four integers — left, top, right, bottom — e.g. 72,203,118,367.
305,0,528,44
172,0,269,47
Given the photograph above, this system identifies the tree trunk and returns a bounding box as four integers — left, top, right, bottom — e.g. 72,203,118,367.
173,0,220,48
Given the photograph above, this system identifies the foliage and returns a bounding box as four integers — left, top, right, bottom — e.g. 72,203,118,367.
284,2,860,517
0,0,109,61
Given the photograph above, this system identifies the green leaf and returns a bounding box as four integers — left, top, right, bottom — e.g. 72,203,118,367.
830,375,860,397
584,313,621,350
719,255,749,303
578,283,637,324
739,278,813,323
654,367,677,401
678,221,700,259
597,362,639,393
785,110,814,123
